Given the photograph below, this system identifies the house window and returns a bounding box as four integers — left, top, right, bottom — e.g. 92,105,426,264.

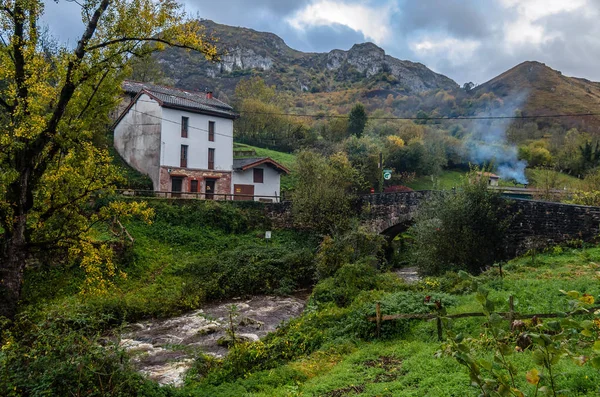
208,148,215,170
190,180,199,192
180,145,188,168
208,121,215,142
181,117,189,138
253,168,264,183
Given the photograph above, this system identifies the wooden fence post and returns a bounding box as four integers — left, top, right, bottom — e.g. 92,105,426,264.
376,302,381,338
509,295,515,326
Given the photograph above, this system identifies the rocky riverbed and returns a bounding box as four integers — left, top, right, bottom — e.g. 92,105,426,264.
119,295,305,386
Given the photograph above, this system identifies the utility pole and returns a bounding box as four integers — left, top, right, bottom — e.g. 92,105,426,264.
378,152,384,193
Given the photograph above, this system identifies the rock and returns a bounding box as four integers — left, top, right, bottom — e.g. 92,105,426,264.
239,317,264,329
117,295,305,386
197,322,220,335
216,333,258,347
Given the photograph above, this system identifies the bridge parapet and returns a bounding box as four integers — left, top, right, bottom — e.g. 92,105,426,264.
360,191,431,235
263,191,600,256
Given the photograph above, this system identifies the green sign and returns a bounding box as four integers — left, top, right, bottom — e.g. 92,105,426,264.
383,169,392,180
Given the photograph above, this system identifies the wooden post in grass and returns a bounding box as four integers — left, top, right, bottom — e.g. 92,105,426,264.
509,295,515,326
376,302,382,338
436,299,443,341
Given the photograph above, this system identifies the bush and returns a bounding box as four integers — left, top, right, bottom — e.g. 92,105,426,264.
311,262,401,307
150,200,266,234
0,312,169,397
177,244,315,300
315,230,387,279
410,171,511,275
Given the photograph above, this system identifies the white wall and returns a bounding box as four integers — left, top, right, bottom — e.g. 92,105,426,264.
232,166,282,201
160,107,234,171
113,94,162,189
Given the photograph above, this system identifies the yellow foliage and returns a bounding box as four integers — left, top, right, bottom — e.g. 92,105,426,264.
386,135,405,148
0,0,211,313
526,368,540,385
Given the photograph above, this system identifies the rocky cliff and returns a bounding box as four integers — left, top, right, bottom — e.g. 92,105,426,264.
153,20,458,99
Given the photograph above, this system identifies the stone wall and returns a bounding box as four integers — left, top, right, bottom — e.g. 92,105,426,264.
505,199,600,256
158,166,232,199
261,192,600,257
360,191,431,236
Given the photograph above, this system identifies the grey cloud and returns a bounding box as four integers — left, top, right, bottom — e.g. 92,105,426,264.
187,0,310,27
393,0,494,39
39,0,600,86
290,24,367,52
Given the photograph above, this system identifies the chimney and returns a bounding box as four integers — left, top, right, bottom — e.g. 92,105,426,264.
206,91,213,99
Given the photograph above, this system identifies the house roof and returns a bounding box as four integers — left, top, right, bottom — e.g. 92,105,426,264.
233,157,290,174
477,171,500,179
121,80,238,119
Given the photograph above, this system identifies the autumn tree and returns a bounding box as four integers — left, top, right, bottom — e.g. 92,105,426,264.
291,151,364,234
233,76,314,152
0,0,219,319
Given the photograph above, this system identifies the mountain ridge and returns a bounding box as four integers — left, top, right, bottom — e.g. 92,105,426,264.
145,21,600,133
153,20,458,98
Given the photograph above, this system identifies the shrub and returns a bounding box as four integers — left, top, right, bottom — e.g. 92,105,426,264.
315,230,386,279
410,171,511,275
0,312,169,397
311,261,402,307
177,244,315,300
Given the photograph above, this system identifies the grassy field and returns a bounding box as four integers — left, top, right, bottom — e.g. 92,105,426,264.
525,168,584,190
405,170,466,190
406,168,585,192
234,143,297,192
180,246,600,396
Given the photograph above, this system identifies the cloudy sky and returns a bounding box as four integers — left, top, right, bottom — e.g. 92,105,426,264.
42,0,600,85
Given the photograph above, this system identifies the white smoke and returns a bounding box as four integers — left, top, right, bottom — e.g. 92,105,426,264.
463,91,529,184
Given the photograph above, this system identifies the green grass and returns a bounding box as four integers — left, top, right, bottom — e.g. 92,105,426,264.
405,170,465,191
234,143,297,192
406,168,585,192
181,246,600,397
234,142,297,170
526,168,584,190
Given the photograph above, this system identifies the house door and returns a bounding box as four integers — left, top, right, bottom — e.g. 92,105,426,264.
234,184,254,201
205,179,216,200
171,177,183,197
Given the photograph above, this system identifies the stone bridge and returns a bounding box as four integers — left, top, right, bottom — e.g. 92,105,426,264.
267,191,600,256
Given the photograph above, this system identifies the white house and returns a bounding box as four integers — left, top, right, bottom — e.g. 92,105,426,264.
232,157,289,202
113,81,288,201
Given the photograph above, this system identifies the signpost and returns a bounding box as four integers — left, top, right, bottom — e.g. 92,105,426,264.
383,169,392,181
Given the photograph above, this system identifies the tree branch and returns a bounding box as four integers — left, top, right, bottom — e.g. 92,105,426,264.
45,0,110,136
12,3,28,107
77,69,110,119
0,95,13,111
86,37,217,58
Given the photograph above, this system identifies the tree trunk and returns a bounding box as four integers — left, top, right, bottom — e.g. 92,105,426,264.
0,218,27,320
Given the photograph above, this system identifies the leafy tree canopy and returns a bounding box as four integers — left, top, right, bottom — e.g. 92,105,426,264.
348,103,367,138
291,150,365,235
410,169,511,275
0,0,219,319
